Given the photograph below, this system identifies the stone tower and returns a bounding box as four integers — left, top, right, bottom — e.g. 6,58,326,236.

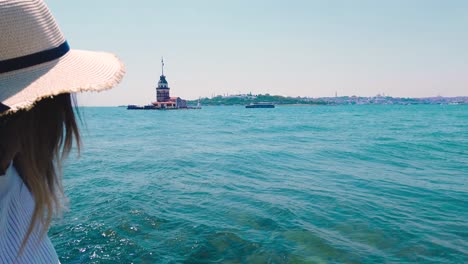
156,58,170,102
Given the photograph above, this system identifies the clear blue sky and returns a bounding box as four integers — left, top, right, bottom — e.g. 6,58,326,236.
46,0,467,106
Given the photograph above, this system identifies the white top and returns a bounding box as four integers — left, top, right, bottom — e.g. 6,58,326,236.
0,162,59,263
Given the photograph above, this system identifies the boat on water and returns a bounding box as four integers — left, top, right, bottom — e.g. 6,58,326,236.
245,102,275,108
127,105,144,110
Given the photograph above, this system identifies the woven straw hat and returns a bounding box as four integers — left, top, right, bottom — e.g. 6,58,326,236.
0,0,125,115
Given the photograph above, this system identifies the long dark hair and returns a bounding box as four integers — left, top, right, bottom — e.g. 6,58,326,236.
0,93,80,252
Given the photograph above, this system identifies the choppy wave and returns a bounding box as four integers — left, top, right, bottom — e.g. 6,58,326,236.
50,105,468,263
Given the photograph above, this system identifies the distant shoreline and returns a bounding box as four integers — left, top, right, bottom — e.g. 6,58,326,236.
78,103,468,108
187,94,468,106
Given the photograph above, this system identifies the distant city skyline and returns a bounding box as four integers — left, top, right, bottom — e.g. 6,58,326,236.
46,0,468,106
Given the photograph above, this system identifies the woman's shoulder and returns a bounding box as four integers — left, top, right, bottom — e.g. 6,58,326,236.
0,162,59,263
0,162,18,201
0,161,32,218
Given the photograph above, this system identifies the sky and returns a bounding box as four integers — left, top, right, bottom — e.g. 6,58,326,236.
46,0,468,106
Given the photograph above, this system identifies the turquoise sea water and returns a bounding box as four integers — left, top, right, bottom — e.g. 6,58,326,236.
50,105,468,263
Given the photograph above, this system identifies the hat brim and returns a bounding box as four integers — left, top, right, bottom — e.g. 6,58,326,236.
0,49,125,114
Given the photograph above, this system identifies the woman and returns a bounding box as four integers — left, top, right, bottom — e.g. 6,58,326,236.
0,0,125,262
